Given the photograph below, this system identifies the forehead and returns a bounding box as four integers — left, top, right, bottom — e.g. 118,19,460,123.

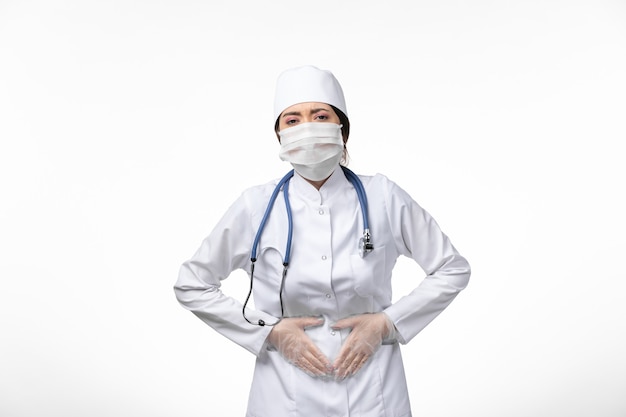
281,101,334,115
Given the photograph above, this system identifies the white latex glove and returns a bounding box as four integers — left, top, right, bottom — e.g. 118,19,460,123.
331,312,397,380
267,316,333,377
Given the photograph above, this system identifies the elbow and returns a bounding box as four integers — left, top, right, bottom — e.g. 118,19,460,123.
173,283,190,306
440,254,471,290
458,262,471,290
173,281,195,308
174,263,219,309
173,282,219,310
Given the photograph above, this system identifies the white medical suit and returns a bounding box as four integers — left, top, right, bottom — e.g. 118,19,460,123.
174,167,471,417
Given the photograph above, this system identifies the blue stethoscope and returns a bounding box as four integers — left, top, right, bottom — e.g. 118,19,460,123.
242,166,373,327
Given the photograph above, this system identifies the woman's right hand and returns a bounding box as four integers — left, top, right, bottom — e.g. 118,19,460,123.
267,316,332,377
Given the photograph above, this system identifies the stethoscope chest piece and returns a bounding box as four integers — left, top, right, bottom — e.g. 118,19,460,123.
359,229,374,258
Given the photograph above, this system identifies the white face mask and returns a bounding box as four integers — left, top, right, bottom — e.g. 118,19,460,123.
278,122,344,181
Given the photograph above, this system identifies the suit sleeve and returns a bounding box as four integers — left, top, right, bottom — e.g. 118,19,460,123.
382,179,471,344
173,193,276,356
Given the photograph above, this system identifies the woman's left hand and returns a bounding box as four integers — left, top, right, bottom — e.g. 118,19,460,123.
331,312,396,380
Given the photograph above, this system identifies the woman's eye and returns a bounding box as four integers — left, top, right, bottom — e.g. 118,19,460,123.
316,114,328,120
286,119,298,125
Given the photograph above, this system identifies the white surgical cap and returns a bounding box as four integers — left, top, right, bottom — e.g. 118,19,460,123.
273,65,348,123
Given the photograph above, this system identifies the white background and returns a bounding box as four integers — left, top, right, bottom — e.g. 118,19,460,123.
1,0,625,416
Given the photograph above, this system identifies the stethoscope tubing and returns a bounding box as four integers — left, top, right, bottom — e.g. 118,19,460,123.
250,170,295,264
243,166,370,326
342,167,370,232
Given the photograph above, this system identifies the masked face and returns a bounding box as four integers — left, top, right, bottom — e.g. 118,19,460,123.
277,102,344,182
278,122,344,181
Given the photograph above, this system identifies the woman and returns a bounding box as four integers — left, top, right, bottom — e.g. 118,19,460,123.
174,65,471,417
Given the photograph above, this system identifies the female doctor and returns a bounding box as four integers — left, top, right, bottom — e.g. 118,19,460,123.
174,65,471,417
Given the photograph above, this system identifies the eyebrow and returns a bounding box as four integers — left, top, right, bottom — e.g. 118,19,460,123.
281,107,331,118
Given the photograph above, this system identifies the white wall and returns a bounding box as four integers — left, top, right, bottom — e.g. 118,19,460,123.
1,1,625,416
